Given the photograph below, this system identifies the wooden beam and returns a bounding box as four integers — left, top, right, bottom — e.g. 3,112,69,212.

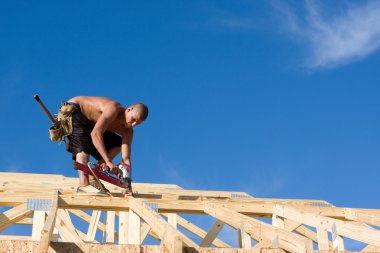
105,211,115,243
1,191,343,217
278,219,329,250
128,210,141,244
38,190,59,253
272,210,285,229
161,234,183,253
238,222,252,249
167,213,177,228
32,211,46,241
86,210,101,242
140,222,151,243
331,223,344,251
199,219,226,247
316,228,330,250
16,217,33,225
129,198,198,248
0,235,32,240
345,208,380,227
205,202,314,253
118,211,128,244
0,203,33,232
0,240,304,253
68,209,110,234
275,204,380,248
251,241,273,253
54,209,82,243
161,214,230,248
295,225,318,243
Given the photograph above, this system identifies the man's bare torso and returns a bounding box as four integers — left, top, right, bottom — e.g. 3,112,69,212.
68,96,127,133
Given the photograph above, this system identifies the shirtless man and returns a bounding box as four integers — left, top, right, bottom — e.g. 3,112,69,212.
65,96,148,195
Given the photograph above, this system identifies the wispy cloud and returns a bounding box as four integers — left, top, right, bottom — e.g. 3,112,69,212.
274,0,380,69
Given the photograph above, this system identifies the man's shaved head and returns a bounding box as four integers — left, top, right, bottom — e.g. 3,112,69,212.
132,102,149,121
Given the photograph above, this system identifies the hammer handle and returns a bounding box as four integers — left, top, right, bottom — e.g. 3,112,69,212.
34,95,56,124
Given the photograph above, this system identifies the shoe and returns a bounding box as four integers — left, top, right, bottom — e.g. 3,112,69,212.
76,185,108,196
89,179,110,194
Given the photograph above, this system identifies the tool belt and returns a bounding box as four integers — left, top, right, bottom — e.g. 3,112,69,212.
49,102,77,142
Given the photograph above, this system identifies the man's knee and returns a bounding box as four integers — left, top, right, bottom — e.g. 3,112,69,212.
76,151,90,164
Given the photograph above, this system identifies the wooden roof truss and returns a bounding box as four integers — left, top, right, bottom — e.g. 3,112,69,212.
0,172,379,253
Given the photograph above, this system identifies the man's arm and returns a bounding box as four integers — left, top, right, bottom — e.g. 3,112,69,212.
120,128,133,167
90,103,119,169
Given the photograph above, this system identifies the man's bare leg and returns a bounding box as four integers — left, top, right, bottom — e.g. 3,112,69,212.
76,151,90,187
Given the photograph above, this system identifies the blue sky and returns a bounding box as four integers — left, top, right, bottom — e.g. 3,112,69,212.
1,0,380,247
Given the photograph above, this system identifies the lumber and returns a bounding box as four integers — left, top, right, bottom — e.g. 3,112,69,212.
128,197,198,248
0,203,33,232
128,209,141,244
140,222,151,243
162,213,230,248
1,171,380,252
38,190,59,253
204,202,314,253
199,219,226,247
105,211,115,243
54,209,82,243
118,211,128,244
32,210,46,241
345,208,380,227
275,204,380,248
316,228,330,250
237,222,252,249
86,210,101,242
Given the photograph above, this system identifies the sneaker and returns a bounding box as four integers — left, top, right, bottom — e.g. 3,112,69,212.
89,179,110,194
76,185,108,196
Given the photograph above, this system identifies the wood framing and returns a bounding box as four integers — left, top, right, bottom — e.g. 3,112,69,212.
0,172,380,253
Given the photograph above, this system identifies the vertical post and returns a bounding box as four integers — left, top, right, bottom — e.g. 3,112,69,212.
119,211,129,244
32,211,46,241
128,210,141,244
240,223,252,249
168,213,177,229
332,223,344,251
38,190,59,253
106,211,115,243
161,231,183,253
272,209,285,229
316,228,329,250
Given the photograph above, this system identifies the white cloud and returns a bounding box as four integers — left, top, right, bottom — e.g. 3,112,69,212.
275,0,380,69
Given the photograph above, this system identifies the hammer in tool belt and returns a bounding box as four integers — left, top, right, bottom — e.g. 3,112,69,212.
34,94,56,124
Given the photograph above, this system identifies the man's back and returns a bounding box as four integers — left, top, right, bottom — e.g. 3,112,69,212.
68,96,124,124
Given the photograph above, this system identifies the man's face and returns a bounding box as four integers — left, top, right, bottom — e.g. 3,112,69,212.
125,107,143,128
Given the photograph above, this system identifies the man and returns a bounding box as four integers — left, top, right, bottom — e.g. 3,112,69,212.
65,96,148,196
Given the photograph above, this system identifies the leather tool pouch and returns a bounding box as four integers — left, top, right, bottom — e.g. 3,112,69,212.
49,102,77,142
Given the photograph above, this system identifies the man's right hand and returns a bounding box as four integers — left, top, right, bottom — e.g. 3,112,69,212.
102,161,118,174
